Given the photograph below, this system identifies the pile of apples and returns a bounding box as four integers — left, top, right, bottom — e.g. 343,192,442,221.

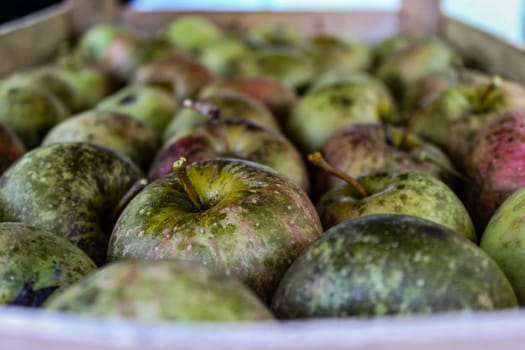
0,15,525,322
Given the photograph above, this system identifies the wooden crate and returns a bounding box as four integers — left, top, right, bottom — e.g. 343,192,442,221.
1,1,525,349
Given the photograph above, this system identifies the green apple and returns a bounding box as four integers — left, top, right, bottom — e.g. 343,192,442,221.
198,77,297,124
45,260,273,322
109,158,322,301
42,110,159,171
309,152,475,241
412,76,525,169
286,80,398,154
200,37,249,77
96,85,176,137
0,222,96,307
245,22,301,47
302,35,371,74
0,142,144,265
164,16,224,56
272,214,517,318
0,81,69,149
235,49,314,91
481,186,525,304
375,38,458,110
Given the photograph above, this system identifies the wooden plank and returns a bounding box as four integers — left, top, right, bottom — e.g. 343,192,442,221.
118,9,400,43
1,307,525,350
67,0,119,35
442,16,525,84
0,3,70,78
399,0,442,35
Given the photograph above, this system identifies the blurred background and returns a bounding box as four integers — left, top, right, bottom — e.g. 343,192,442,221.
1,0,523,44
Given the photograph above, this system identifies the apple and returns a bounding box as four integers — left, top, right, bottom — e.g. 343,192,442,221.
42,110,159,171
272,214,517,319
0,80,69,149
96,85,176,137
286,80,398,154
464,110,525,231
76,23,133,64
0,142,145,265
0,222,96,307
245,22,300,47
133,55,217,101
315,123,457,197
481,186,525,304
164,16,225,56
372,33,418,67
200,37,249,77
301,35,371,74
309,152,475,241
235,49,314,91
198,77,298,124
150,116,309,193
411,76,525,169
163,92,280,143
375,38,458,107
45,259,274,322
0,122,25,175
109,157,322,301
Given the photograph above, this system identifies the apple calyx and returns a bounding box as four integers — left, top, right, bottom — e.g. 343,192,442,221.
172,157,205,211
182,99,231,154
108,178,148,224
477,75,502,113
308,152,368,198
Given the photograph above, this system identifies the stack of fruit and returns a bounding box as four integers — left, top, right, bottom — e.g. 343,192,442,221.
1,15,525,323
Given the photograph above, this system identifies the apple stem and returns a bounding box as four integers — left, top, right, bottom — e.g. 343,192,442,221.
108,178,148,223
478,76,502,111
172,157,205,211
183,99,231,154
308,152,368,198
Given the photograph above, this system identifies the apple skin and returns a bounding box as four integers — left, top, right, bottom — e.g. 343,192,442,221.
272,214,517,319
109,158,323,302
149,118,309,193
42,111,159,171
0,81,69,149
76,23,133,64
0,122,25,175
481,186,525,304
96,85,176,137
198,77,298,124
133,55,217,101
315,123,455,197
45,259,273,322
317,169,476,241
286,81,398,154
0,222,96,307
465,110,525,231
0,142,144,265
412,78,525,169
